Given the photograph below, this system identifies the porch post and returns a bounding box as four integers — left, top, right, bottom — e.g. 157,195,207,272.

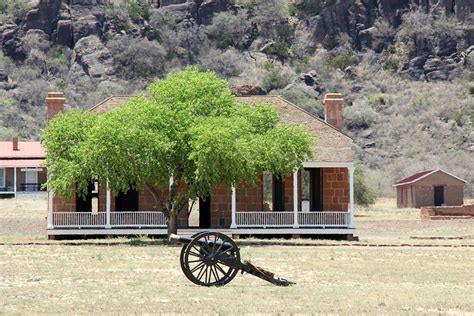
293,170,299,228
230,185,237,229
105,181,111,228
348,165,355,228
47,191,53,229
13,167,17,197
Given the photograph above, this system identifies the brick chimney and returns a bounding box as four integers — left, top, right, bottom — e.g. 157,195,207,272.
323,93,344,130
46,92,65,121
12,136,19,151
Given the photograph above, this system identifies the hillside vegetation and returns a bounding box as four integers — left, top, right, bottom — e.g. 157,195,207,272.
0,0,473,197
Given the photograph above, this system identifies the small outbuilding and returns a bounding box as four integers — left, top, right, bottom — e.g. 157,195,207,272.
394,169,466,208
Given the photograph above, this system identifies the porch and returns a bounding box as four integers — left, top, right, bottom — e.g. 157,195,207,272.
47,162,355,237
0,167,47,197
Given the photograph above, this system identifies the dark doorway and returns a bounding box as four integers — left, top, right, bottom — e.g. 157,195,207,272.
115,189,139,212
434,186,444,206
273,176,285,211
76,181,94,212
199,197,211,228
309,169,323,211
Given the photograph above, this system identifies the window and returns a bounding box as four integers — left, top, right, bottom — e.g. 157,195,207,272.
262,172,285,211
0,168,4,187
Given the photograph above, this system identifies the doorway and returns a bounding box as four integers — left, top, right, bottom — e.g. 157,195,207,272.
198,197,211,228
434,186,444,206
24,170,38,191
302,169,323,212
115,189,139,212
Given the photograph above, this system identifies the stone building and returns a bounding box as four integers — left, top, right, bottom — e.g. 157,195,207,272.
394,169,466,208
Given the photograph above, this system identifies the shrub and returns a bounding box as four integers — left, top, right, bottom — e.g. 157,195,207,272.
344,103,377,130
468,84,474,95
205,11,251,49
354,162,377,206
383,57,400,72
107,36,166,79
199,48,245,79
120,0,152,22
329,54,354,70
262,65,289,91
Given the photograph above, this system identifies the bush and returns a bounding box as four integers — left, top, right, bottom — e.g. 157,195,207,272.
354,162,376,206
468,84,474,95
344,103,377,130
199,48,245,79
262,65,289,91
120,0,152,22
383,57,400,72
329,54,355,70
205,11,251,49
107,36,166,79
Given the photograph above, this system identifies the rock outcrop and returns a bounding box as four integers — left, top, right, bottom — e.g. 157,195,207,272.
71,35,114,81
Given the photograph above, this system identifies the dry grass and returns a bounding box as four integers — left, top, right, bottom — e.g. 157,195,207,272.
0,196,473,314
0,245,473,314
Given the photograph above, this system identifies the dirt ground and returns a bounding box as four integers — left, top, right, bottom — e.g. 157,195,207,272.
0,196,473,314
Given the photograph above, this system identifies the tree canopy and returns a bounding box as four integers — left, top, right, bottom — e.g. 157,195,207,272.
41,66,314,234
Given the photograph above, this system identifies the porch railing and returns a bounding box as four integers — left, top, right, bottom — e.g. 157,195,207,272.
110,211,166,227
235,211,350,228
51,211,166,228
236,212,294,227
52,212,106,228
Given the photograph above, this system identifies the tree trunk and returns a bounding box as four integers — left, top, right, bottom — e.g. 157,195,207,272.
167,211,178,237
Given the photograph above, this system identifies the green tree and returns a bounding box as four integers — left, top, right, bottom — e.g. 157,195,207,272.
41,67,314,235
354,162,376,206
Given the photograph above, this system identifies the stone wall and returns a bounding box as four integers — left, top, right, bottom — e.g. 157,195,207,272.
421,204,474,219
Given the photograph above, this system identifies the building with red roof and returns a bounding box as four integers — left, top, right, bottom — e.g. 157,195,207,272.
0,137,46,197
393,169,466,208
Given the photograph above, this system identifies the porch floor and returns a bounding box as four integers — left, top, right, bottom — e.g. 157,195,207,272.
47,227,356,237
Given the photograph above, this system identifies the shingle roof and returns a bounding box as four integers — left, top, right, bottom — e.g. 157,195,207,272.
88,95,354,163
393,169,467,186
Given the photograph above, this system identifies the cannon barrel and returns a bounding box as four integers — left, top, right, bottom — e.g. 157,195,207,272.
170,233,235,252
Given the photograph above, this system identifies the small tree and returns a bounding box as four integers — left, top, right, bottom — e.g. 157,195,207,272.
42,67,314,235
354,162,376,206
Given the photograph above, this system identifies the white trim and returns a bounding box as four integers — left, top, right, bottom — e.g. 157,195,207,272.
20,168,43,172
13,167,16,197
105,181,111,229
393,169,468,187
47,191,53,229
0,167,5,188
230,185,237,229
303,161,353,169
293,171,299,228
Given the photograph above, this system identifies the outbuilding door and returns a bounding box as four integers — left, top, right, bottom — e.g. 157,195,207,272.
434,186,444,206
199,197,211,228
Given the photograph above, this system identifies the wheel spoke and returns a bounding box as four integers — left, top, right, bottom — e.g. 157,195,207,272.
215,262,228,276
210,265,219,283
190,261,206,274
196,264,207,281
189,251,205,259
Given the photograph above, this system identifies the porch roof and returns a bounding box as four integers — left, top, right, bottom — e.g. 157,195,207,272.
0,159,45,168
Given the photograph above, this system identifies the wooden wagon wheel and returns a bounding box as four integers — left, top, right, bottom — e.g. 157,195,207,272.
179,231,240,286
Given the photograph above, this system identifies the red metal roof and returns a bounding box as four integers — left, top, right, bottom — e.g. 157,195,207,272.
394,169,435,186
0,141,45,167
0,141,45,158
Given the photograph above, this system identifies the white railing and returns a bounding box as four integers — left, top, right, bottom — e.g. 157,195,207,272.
235,211,350,228
298,212,350,227
52,212,106,228
51,211,166,228
236,212,294,227
110,211,166,227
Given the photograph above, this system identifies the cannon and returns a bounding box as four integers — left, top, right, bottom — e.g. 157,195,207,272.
170,231,295,287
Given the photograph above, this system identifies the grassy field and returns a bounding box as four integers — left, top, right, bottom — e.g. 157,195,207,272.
0,196,473,314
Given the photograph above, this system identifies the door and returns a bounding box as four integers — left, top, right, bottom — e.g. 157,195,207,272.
25,170,38,191
115,189,139,212
309,169,323,211
434,186,444,206
273,176,285,211
199,197,211,228
76,181,94,212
